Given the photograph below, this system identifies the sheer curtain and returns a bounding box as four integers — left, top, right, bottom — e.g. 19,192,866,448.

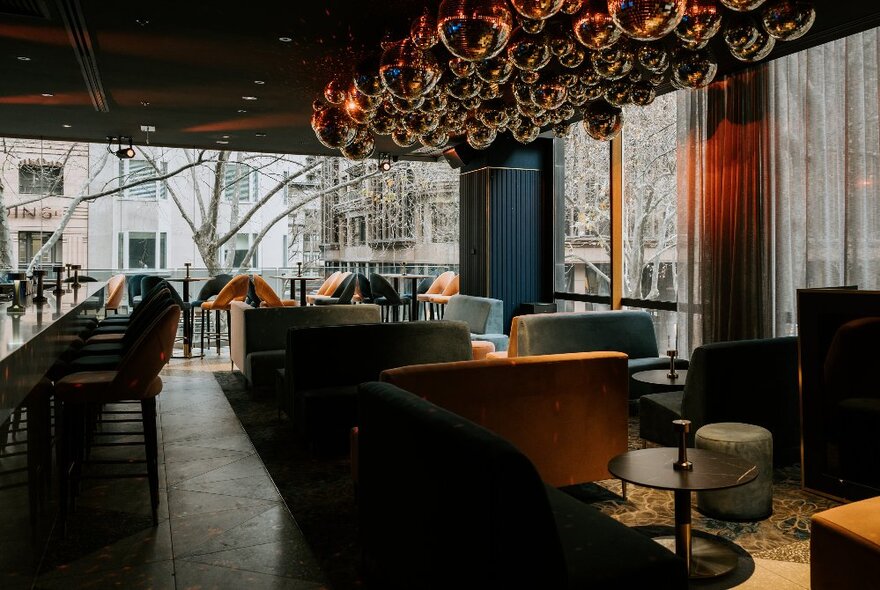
677,29,880,351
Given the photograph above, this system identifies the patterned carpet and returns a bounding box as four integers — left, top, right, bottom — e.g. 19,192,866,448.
216,372,837,589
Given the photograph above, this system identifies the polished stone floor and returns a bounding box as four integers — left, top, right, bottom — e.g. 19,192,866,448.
28,353,328,590
9,346,812,589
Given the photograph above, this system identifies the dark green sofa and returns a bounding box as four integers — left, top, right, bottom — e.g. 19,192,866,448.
283,320,473,450
357,381,687,590
639,336,800,466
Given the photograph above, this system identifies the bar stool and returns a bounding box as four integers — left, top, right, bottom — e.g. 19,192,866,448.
200,274,249,354
417,271,455,320
426,274,459,319
103,274,126,315
54,304,180,529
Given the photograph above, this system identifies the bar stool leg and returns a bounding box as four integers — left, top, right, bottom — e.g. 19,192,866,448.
215,310,221,354
141,398,160,526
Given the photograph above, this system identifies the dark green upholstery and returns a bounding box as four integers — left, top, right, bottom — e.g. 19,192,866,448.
231,302,381,390
127,273,148,307
357,381,687,590
639,336,800,465
284,321,472,449
442,294,508,351
512,311,687,398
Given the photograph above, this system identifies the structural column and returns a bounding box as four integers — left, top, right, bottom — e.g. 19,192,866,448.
454,137,561,333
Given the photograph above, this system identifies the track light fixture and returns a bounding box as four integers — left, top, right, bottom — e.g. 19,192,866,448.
107,136,136,159
378,152,396,172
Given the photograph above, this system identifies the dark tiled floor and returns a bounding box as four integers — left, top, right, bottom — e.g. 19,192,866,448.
30,355,328,590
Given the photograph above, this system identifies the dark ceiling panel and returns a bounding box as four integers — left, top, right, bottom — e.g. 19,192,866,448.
0,0,877,159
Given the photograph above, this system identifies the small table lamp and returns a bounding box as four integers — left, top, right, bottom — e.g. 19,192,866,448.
52,265,65,294
7,271,27,313
33,269,47,303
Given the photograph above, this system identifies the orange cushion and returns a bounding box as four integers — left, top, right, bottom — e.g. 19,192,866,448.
253,274,283,307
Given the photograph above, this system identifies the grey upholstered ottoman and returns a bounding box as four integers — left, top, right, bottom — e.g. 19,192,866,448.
695,422,773,521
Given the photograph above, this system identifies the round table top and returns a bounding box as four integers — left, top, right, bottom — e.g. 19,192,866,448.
270,275,323,280
632,369,688,386
608,447,758,492
166,277,210,282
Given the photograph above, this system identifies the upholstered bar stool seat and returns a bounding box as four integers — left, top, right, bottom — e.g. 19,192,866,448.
811,496,880,590
695,422,773,521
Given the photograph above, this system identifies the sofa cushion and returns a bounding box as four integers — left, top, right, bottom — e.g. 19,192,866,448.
548,485,687,589
471,332,509,351
246,350,286,391
513,311,661,359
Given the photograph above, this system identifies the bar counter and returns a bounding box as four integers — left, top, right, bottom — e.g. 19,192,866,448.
0,281,105,427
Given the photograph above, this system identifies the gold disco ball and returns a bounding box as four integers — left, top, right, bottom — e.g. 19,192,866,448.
512,120,541,143
411,9,439,49
637,43,670,73
671,48,718,88
675,0,723,47
510,0,565,20
403,112,440,135
323,78,348,105
592,51,634,80
720,0,766,11
560,0,584,15
311,104,357,149
379,39,442,100
629,80,656,105
340,130,375,160
608,0,687,42
728,25,776,61
420,128,450,148
447,75,483,99
572,0,621,50
476,55,515,83
761,0,815,41
583,100,623,141
553,122,573,137
466,120,497,149
391,128,417,147
558,46,586,68
370,107,398,134
519,16,546,33
353,55,384,97
508,31,553,71
531,76,569,110
603,80,632,106
438,0,514,61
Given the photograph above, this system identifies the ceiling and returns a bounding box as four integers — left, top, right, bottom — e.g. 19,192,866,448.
2,0,880,160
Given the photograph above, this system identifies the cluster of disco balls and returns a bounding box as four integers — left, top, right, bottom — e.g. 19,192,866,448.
312,0,816,160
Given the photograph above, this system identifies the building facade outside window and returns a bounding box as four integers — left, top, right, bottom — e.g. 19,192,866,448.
19,163,63,195
117,231,167,269
17,231,62,268
118,159,167,200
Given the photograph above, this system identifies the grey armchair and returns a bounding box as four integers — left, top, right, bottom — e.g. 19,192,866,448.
441,294,508,351
639,336,800,466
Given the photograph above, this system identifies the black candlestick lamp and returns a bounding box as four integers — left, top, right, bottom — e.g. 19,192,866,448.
71,264,81,288
7,271,27,313
53,265,65,294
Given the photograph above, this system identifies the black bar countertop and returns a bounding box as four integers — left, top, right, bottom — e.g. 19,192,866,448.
0,281,105,426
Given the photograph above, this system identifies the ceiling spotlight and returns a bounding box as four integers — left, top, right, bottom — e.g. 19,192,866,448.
216,140,229,145
242,95,258,101
17,56,31,61
41,92,54,97
62,124,72,128
255,132,267,137
254,80,265,85
108,136,136,159
237,109,248,113
378,153,393,172
279,36,292,42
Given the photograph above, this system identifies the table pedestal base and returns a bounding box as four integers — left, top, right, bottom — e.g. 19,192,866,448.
654,536,739,579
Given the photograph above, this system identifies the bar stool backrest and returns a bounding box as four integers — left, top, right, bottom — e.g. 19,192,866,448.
315,271,341,296
252,274,283,307
113,303,181,398
426,271,456,296
369,273,404,305
439,274,460,296
211,274,250,309
128,273,148,307
195,274,233,302
105,274,126,311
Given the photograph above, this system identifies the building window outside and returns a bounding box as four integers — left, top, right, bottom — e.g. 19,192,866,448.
17,231,62,268
233,233,258,268
119,159,167,199
622,93,678,303
224,163,257,203
118,231,167,269
561,127,611,301
19,164,64,195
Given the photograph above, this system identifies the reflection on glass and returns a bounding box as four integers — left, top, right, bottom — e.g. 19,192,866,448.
562,126,611,296
622,93,678,302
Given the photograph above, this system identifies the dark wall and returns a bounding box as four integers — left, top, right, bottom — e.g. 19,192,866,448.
457,137,559,333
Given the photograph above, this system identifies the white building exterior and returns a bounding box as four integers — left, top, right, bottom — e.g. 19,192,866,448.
87,146,315,274
1,138,90,269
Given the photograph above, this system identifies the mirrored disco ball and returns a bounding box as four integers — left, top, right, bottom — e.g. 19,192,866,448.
583,100,623,140
637,43,670,73
411,10,439,49
508,31,553,71
560,0,584,15
675,0,723,47
572,0,621,49
340,130,375,160
438,0,514,61
761,0,815,41
420,128,450,148
720,0,766,11
608,0,687,42
728,26,776,61
311,104,357,149
353,55,384,97
512,120,540,143
629,80,656,105
476,55,515,83
391,128,417,147
671,48,718,88
323,78,348,104
379,39,442,100
466,120,497,149
510,0,565,20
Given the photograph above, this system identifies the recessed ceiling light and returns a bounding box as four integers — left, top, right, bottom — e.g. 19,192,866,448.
62,124,72,128
237,109,248,113
136,18,150,26
279,36,292,43
221,135,230,139
41,92,54,97
216,140,229,145
140,100,150,107
17,56,31,61
255,133,267,137
242,96,258,101
254,80,265,85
